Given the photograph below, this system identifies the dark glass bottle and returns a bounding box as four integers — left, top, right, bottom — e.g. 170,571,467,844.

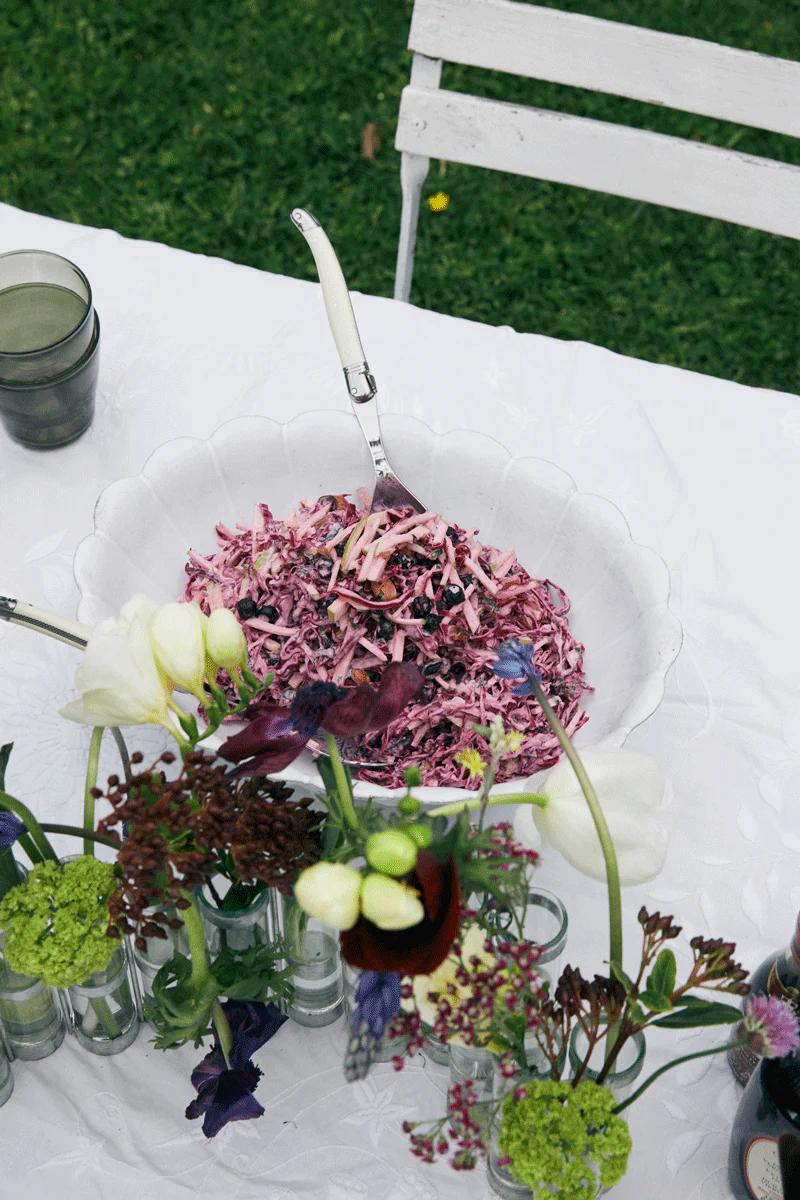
729,915,800,1086
728,1056,800,1199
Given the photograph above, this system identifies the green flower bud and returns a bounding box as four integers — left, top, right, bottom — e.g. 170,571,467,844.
403,766,422,788
294,862,362,930
404,823,433,848
205,608,247,674
365,830,418,877
398,794,421,817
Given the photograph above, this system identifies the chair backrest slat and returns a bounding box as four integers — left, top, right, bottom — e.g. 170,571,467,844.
408,0,800,138
396,87,800,239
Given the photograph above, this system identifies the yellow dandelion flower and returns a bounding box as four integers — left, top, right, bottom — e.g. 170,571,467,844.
455,747,486,780
426,191,450,212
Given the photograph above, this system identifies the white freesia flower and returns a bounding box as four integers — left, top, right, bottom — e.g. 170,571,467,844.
60,609,173,730
205,608,247,674
412,924,491,1027
294,862,363,931
149,602,207,700
360,874,425,931
514,747,669,885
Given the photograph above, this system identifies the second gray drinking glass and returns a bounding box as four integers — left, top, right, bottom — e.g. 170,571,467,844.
0,249,99,448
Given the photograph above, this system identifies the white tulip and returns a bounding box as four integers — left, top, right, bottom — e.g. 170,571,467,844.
149,602,207,700
360,873,425,931
205,608,247,674
514,747,669,885
294,862,363,931
60,610,173,729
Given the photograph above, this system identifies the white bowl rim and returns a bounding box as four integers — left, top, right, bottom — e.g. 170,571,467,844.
73,409,683,802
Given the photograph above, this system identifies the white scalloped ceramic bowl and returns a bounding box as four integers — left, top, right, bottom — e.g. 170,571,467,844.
74,412,681,801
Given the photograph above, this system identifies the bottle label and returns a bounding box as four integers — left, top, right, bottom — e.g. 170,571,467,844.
744,1136,783,1199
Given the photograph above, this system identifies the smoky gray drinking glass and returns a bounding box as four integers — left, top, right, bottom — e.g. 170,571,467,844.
0,249,99,448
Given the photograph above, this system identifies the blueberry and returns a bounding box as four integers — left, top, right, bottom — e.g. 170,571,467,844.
236,597,258,620
441,585,464,610
317,599,332,617
446,526,459,542
420,683,436,703
412,553,430,567
461,574,474,588
394,553,413,570
423,615,441,633
376,617,394,642
257,604,279,622
422,660,443,678
431,572,443,589
403,642,419,661
450,661,467,681
410,596,433,619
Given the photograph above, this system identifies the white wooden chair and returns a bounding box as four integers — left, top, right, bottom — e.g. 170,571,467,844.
393,0,800,302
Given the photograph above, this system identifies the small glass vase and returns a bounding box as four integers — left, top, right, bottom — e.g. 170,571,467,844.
568,1020,646,1102
68,948,139,1055
196,883,272,957
343,964,407,1062
449,1042,497,1102
132,908,189,1016
275,894,343,1028
0,953,65,1060
487,1040,567,1199
0,1031,13,1107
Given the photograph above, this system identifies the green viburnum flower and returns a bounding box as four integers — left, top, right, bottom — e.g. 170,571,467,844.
0,856,118,988
499,1080,632,1200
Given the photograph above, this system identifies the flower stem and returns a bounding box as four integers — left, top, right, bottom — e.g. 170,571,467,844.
325,734,359,830
40,823,121,850
211,997,233,1068
89,996,121,1039
179,891,212,992
83,727,104,857
530,679,623,971
613,1038,748,1115
434,792,548,819
0,789,58,863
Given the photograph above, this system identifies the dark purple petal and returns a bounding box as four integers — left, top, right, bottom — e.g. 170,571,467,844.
222,1000,287,1069
189,1046,226,1092
321,686,376,737
363,663,424,732
0,811,25,849
219,707,297,763
291,682,346,737
194,1064,265,1138
185,1077,218,1120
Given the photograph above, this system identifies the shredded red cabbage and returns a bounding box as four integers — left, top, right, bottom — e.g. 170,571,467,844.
183,494,590,787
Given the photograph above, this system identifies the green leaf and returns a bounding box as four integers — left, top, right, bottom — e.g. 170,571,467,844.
653,999,742,1028
0,744,12,791
638,988,673,1013
609,961,637,996
647,949,677,999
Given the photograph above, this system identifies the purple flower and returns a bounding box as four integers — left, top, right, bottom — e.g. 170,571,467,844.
220,663,423,778
743,995,800,1059
491,639,542,697
0,811,25,849
344,970,401,1082
185,1000,286,1138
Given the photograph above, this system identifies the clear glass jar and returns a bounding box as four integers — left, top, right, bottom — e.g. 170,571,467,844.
487,1039,567,1198
449,1041,497,1102
0,866,65,1060
489,887,569,992
68,948,139,1055
0,1032,13,1107
343,964,406,1062
196,883,272,958
132,908,189,1014
0,953,65,1060
568,1020,646,1102
275,893,343,1028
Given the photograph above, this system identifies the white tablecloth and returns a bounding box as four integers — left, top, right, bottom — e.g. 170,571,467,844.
1,201,798,1200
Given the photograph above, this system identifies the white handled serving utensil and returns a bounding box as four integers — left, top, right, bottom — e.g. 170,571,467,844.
0,595,90,648
290,207,425,515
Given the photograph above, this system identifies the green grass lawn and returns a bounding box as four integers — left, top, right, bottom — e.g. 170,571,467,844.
1,0,798,393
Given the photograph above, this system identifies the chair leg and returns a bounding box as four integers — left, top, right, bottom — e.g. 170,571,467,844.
394,151,431,303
